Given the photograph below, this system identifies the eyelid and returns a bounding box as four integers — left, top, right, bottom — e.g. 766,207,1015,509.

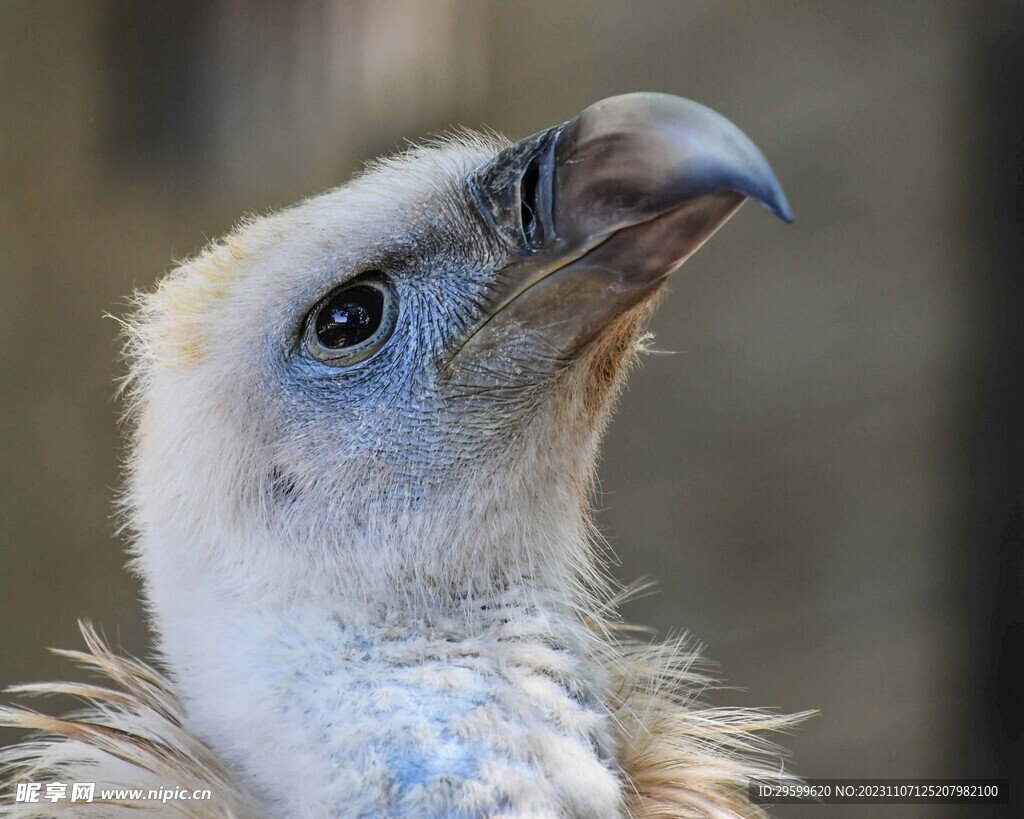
302,273,398,367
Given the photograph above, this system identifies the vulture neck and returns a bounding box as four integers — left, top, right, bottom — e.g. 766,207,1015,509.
140,476,624,815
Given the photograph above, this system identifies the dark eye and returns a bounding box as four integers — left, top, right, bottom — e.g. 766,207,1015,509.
304,275,397,365
316,285,383,348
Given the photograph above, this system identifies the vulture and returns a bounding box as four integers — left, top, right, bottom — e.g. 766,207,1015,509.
1,93,805,818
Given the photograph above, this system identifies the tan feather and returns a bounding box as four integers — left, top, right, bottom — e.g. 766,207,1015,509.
0,623,264,818
609,637,811,818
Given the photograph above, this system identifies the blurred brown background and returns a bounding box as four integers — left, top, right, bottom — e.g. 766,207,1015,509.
1,2,1020,817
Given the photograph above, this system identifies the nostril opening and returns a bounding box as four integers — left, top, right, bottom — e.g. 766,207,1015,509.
520,155,543,248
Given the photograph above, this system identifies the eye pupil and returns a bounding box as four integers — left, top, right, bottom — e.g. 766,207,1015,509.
315,285,384,349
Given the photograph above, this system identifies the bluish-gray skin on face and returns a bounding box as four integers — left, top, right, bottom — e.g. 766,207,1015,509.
278,210,510,482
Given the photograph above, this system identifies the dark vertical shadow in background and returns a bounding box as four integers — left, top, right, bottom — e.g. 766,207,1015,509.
103,0,209,165
966,7,1023,815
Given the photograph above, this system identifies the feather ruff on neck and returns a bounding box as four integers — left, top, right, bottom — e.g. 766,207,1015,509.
1,619,808,818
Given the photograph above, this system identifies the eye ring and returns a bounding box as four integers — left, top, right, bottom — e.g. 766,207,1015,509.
303,274,398,366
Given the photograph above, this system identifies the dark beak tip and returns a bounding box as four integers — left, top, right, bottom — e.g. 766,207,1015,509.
762,187,795,224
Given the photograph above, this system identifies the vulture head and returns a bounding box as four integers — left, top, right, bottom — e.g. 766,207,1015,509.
3,94,799,818
129,93,790,615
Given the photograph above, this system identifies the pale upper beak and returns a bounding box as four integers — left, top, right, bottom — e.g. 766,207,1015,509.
450,92,792,376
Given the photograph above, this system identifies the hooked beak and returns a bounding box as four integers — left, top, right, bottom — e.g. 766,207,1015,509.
449,92,791,376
